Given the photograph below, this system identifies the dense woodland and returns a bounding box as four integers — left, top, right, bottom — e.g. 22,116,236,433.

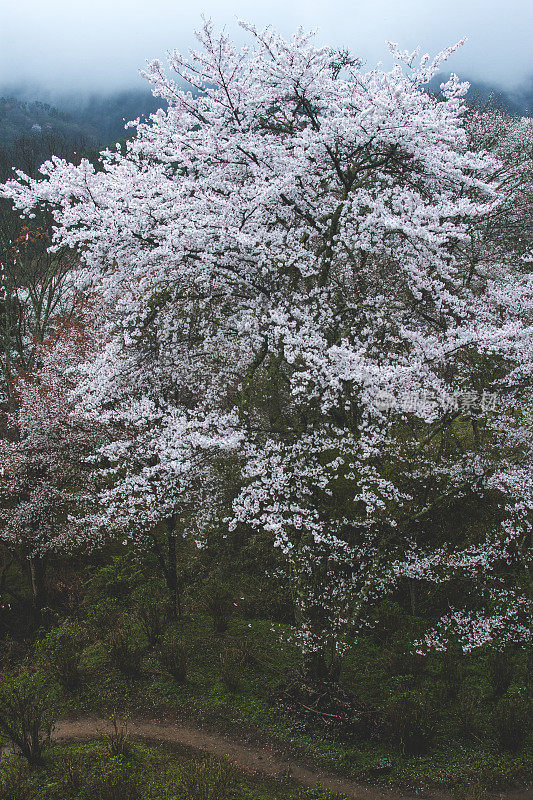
0,23,531,800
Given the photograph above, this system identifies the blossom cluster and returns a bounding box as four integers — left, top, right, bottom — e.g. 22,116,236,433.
1,21,531,655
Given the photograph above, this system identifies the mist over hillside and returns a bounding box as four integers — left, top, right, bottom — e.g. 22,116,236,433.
430,74,533,117
0,72,530,182
0,88,168,180
41,88,169,144
0,87,167,145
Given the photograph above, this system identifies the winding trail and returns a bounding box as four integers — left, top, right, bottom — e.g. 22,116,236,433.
41,716,529,800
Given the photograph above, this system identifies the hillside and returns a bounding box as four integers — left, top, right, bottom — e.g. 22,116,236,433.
0,97,97,146
0,90,167,180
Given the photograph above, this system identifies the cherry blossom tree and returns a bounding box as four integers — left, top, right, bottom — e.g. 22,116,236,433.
1,21,531,671
0,320,104,614
407,108,533,655
0,219,79,405
464,107,532,270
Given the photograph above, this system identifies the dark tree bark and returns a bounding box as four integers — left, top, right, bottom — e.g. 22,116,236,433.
28,554,47,617
166,525,180,620
149,516,182,619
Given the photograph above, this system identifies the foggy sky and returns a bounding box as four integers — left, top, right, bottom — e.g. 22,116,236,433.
1,0,532,96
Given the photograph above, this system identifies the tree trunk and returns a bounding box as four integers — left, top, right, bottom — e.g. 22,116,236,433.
166,524,180,620
149,518,181,620
28,555,47,615
303,648,341,684
304,650,330,684
409,578,417,615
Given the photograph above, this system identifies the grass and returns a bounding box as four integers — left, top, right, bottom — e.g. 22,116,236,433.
2,560,531,798
25,610,531,796
0,740,342,800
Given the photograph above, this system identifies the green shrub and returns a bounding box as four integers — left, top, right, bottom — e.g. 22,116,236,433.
0,638,29,673
204,582,233,635
451,773,490,800
108,630,144,679
219,647,245,691
107,717,133,759
452,689,484,742
487,649,514,698
439,647,466,701
492,693,530,751
0,756,31,800
36,621,84,691
369,601,406,645
382,634,426,679
85,755,142,800
379,686,437,755
131,579,168,645
85,597,121,635
138,602,166,646
0,669,57,765
86,555,142,602
59,755,84,796
156,635,187,683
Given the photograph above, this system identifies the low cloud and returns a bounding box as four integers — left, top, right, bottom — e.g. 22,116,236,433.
1,0,532,95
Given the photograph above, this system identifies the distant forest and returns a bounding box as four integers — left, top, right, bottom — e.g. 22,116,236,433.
0,89,168,180
0,75,531,181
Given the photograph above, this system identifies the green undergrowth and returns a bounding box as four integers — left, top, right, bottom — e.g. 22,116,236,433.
0,740,342,800
18,611,531,796
1,558,531,797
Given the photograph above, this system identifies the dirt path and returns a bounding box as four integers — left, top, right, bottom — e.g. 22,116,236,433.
43,716,529,800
